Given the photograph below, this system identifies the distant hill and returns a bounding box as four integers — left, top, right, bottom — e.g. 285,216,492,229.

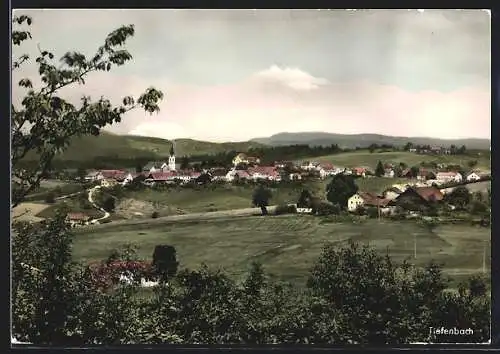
22,132,267,162
251,132,491,150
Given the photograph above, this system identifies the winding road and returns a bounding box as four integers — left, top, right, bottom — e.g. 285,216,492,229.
87,186,110,223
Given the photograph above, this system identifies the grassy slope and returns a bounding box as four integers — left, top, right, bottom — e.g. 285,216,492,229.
72,216,491,288
120,184,306,215
23,132,266,162
299,151,491,170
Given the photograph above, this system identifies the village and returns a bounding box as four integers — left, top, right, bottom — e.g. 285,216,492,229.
52,142,489,227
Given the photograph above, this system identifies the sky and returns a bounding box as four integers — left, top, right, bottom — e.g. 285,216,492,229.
12,9,491,142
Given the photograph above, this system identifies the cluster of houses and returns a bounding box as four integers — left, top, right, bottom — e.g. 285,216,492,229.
347,185,445,214
82,148,490,189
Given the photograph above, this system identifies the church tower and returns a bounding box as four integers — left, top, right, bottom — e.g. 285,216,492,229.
168,141,176,171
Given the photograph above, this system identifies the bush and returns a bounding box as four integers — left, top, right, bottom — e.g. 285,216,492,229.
151,211,159,219
366,207,379,219
44,192,56,204
274,204,297,215
315,202,340,216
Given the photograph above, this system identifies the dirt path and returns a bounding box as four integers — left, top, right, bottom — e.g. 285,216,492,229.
87,186,110,223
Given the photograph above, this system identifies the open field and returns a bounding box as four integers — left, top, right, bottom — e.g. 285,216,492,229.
36,196,104,220
117,177,410,216
73,216,490,288
24,180,85,202
301,151,491,170
120,184,305,215
12,202,51,223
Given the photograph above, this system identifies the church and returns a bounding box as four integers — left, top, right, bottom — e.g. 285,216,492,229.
142,142,179,173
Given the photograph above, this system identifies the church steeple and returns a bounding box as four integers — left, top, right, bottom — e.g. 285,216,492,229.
168,141,176,171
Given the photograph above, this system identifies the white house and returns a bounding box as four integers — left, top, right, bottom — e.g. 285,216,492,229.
318,164,337,179
85,171,104,181
347,193,365,212
300,161,319,171
436,172,463,184
288,172,302,181
384,169,395,178
466,172,481,182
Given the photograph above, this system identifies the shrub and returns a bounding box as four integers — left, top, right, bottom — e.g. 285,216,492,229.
315,202,340,216
151,211,159,219
274,204,297,215
366,207,379,219
44,192,56,204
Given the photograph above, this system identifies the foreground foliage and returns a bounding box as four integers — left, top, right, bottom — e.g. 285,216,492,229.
12,215,490,345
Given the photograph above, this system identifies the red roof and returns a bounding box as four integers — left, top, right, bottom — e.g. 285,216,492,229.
149,171,177,181
436,172,460,177
249,166,278,175
358,192,390,207
320,163,335,170
234,170,250,178
412,187,444,202
100,170,126,179
67,212,89,221
353,167,366,174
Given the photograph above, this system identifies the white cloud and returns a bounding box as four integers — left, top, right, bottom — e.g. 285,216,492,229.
250,65,330,91
124,65,490,141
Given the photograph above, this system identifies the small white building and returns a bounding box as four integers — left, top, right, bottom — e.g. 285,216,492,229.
466,172,481,182
383,169,395,178
85,171,104,181
436,172,463,184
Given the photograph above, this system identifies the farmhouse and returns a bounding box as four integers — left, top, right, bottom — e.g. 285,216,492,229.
436,171,463,184
225,169,251,182
143,161,168,173
232,153,260,166
390,186,444,211
348,192,390,212
100,170,127,181
352,167,366,177
248,166,281,181
383,168,395,178
382,187,404,201
417,169,436,181
300,161,320,171
85,170,104,181
66,212,90,227
146,171,177,183
318,163,338,179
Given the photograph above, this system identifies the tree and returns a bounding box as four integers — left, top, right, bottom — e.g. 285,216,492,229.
467,160,478,169
410,166,420,178
445,186,470,210
180,157,190,170
375,160,385,177
252,185,272,215
102,196,115,212
152,245,179,282
368,144,377,153
76,167,87,181
403,142,413,151
325,174,358,210
457,145,467,155
11,15,163,208
297,189,312,208
44,191,56,204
